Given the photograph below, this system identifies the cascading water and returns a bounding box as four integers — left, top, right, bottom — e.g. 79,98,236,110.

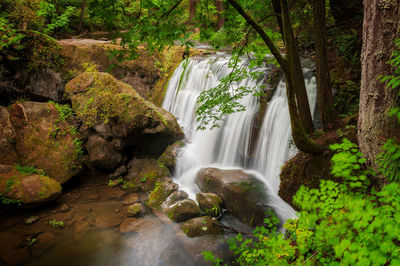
163,54,317,222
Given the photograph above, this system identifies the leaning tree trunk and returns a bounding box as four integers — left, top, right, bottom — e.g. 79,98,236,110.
313,0,339,130
189,0,197,23
358,0,400,171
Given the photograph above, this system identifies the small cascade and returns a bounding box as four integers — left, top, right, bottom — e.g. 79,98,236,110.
163,54,317,221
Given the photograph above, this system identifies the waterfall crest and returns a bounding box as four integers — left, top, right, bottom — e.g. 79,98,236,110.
162,54,317,221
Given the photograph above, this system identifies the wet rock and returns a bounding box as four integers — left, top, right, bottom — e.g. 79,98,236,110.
86,133,123,170
65,72,184,155
161,190,188,211
0,166,61,206
109,165,128,179
0,106,18,165
157,140,184,172
0,246,30,266
125,158,170,192
122,193,140,205
60,204,70,212
94,216,122,228
180,216,223,237
0,232,25,249
196,193,223,217
147,179,178,209
196,167,275,227
120,218,162,234
27,69,65,102
8,101,83,184
127,203,144,217
25,216,40,225
165,199,201,223
101,186,126,200
74,217,90,240
31,232,56,258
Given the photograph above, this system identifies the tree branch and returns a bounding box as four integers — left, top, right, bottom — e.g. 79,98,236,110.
161,0,184,19
226,0,288,70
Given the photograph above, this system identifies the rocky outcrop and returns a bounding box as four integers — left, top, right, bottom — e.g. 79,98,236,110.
158,140,184,173
180,216,223,237
196,193,223,217
65,72,184,156
86,133,123,170
164,199,201,223
124,158,170,192
196,168,274,227
8,101,83,184
0,107,18,165
0,166,61,205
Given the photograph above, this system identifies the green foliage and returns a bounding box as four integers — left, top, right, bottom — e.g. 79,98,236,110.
108,178,124,188
330,138,370,190
27,237,37,246
333,80,360,117
15,164,45,175
38,0,76,34
0,193,21,205
330,28,360,66
48,218,64,227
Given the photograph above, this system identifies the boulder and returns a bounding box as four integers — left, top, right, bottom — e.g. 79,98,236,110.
27,69,65,102
158,140,184,172
0,107,18,165
8,101,83,184
196,193,223,217
161,190,188,211
165,199,201,223
147,179,178,209
109,165,128,179
180,216,223,237
124,158,170,192
127,203,144,217
86,133,123,170
196,168,275,227
0,166,61,206
65,72,184,155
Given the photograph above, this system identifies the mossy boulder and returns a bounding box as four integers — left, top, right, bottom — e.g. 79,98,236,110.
125,158,170,192
8,101,83,184
147,179,178,209
65,72,184,155
86,133,123,170
158,140,184,172
196,168,275,227
165,199,201,223
0,107,19,165
161,190,189,211
127,203,144,217
180,216,223,237
0,166,61,206
196,193,223,217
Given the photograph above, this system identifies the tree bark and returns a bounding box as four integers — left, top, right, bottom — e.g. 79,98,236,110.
216,0,225,30
358,0,400,171
313,0,339,130
189,0,197,23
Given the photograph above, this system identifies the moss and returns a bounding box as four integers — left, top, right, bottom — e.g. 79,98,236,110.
147,182,165,210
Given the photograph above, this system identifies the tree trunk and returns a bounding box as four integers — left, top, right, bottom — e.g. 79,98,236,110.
358,0,400,171
216,0,225,30
313,0,339,130
189,0,197,23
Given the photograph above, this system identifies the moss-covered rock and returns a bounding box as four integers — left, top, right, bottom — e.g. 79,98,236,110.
165,199,201,223
0,166,61,206
161,190,188,211
158,140,184,172
65,72,184,155
180,216,223,237
127,203,144,217
147,179,178,209
8,101,83,184
196,167,275,227
196,193,223,217
125,158,170,192
0,107,19,165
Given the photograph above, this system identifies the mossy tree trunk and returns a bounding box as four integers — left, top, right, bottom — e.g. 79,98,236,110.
226,0,322,154
313,0,339,131
358,0,400,171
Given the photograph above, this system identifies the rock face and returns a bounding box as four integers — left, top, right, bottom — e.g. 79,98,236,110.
180,216,223,237
0,166,61,205
157,140,184,172
27,69,65,102
196,168,274,227
125,158,170,192
164,199,201,223
65,72,184,156
0,107,18,165
86,133,123,170
196,193,223,217
8,101,83,184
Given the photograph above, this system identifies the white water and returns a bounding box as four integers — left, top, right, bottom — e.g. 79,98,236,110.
162,54,317,222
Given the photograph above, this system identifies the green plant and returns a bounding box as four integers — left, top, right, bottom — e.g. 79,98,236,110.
48,218,64,228
0,193,21,206
108,178,123,188
27,237,37,246
15,164,44,175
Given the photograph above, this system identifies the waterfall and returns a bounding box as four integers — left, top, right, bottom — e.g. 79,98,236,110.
162,54,317,221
